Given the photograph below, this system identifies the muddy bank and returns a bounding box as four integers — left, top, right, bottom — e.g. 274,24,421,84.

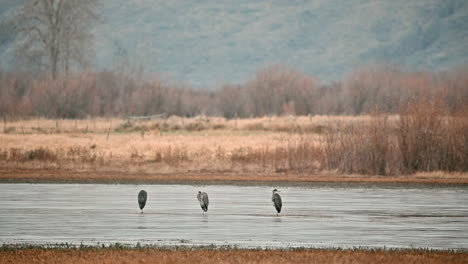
1,168,468,185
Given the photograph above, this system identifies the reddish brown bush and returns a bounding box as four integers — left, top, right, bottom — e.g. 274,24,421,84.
322,102,467,175
1,64,467,119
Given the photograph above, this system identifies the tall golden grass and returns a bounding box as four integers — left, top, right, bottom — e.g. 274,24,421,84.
0,115,334,174
1,108,466,176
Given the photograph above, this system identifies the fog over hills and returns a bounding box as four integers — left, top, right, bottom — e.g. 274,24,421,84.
1,0,467,88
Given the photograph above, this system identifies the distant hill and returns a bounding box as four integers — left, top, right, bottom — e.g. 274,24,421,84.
1,0,467,88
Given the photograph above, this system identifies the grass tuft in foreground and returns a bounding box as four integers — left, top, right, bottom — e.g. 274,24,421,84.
1,244,467,264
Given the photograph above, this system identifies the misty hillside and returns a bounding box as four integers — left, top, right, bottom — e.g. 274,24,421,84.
1,0,467,87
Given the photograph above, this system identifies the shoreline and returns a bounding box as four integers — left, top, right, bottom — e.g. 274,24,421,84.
1,243,466,251
1,168,467,186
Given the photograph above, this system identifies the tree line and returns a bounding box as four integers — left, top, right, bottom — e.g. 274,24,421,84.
0,63,467,119
0,0,466,119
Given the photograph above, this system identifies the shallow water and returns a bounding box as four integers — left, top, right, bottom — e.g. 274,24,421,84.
0,183,467,249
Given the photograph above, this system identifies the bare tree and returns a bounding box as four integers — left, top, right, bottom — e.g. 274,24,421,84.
12,0,99,78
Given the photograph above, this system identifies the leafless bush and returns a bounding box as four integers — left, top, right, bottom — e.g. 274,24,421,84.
398,101,467,173
444,109,468,171
322,102,467,175
322,122,390,175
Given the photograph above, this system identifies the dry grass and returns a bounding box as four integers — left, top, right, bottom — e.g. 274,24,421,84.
1,113,466,182
0,247,466,264
0,128,316,173
0,116,329,174
2,115,374,134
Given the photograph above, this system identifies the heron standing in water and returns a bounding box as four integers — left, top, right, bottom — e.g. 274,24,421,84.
197,191,209,213
138,190,147,214
272,189,282,216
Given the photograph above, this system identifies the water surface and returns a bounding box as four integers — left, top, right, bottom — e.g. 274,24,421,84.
0,183,467,249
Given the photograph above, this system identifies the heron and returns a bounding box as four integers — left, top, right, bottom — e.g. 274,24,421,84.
272,189,282,216
197,191,209,213
138,190,147,214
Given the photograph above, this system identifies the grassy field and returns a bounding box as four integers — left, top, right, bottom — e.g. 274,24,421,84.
1,115,467,183
0,116,369,173
1,246,466,264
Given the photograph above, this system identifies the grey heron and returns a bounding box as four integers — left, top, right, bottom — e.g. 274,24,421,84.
197,191,209,213
272,189,282,216
138,190,147,214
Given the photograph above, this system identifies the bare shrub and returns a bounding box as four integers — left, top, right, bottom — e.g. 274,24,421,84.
443,108,468,171
323,114,397,175
398,101,467,173
322,101,467,175
323,124,341,170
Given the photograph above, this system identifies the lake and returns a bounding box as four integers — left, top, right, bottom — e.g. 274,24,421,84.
1,183,467,249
